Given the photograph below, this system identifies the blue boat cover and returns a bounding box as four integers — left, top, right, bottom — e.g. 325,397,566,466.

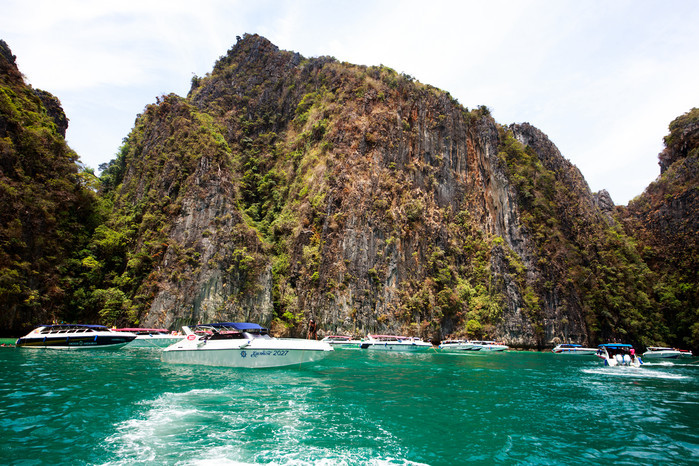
200,322,267,331
597,343,633,348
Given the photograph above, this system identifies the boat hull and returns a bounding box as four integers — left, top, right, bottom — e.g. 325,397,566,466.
327,342,362,349
601,354,643,367
642,351,681,359
439,346,476,353
16,335,134,350
439,341,476,352
360,342,433,352
321,337,362,349
161,338,333,368
552,349,597,355
441,340,508,352
127,336,185,348
471,345,508,352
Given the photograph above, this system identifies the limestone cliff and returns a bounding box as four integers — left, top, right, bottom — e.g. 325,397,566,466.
620,108,699,349
3,35,696,350
95,34,662,348
0,40,98,334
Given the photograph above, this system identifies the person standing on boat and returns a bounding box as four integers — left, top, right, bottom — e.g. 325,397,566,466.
307,318,318,340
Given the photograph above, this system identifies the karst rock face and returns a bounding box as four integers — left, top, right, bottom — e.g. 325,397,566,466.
103,34,617,347
4,35,696,350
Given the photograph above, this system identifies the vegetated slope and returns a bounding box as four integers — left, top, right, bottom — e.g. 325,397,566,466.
620,108,699,349
0,40,99,335
4,34,693,350
95,34,675,348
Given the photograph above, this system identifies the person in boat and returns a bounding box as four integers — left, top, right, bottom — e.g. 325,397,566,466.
307,318,318,340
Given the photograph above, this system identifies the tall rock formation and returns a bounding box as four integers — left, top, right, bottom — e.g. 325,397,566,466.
620,108,699,349
94,34,662,348
3,34,695,350
0,40,99,334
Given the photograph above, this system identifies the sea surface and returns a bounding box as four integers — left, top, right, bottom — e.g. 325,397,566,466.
1,339,698,465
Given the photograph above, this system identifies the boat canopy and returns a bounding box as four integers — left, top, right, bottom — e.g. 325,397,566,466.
370,335,411,339
39,324,109,330
198,322,268,332
597,343,633,348
115,328,168,332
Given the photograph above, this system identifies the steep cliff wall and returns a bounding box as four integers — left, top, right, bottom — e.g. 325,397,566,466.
95,95,273,329
4,35,694,350
90,34,672,348
620,108,699,349
0,40,99,334
100,34,640,347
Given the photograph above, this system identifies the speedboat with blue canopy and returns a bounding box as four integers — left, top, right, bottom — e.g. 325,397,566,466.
596,343,643,367
161,322,333,368
16,324,136,349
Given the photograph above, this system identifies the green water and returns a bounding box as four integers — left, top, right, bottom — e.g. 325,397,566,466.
1,343,697,465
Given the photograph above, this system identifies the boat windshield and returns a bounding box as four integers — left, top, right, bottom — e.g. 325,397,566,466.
193,323,270,338
38,324,105,334
116,328,168,335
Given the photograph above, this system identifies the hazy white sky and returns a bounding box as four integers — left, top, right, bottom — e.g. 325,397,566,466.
2,0,698,204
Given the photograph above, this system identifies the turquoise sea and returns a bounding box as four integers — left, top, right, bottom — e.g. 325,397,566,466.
1,340,698,465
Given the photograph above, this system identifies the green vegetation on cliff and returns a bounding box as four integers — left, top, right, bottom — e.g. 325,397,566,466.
1,36,697,351
621,108,699,349
497,126,658,346
0,40,100,332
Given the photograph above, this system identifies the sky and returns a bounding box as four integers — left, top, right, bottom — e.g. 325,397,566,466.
2,0,698,205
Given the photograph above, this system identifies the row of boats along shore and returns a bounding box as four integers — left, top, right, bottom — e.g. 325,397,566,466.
12,323,694,369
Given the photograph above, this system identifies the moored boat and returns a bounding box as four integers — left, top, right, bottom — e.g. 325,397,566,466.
16,324,136,349
161,322,333,368
642,346,693,359
438,339,477,352
469,340,509,352
359,334,434,352
552,343,597,355
596,343,642,367
115,328,184,347
320,335,362,349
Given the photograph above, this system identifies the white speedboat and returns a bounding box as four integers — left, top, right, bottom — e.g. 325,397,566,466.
596,343,642,367
469,340,509,352
321,335,362,349
115,328,184,347
161,322,333,368
359,334,434,352
438,339,477,352
552,343,597,355
642,346,693,359
16,324,136,349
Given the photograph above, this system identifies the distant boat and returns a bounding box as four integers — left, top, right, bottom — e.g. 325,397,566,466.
161,322,333,368
596,343,642,367
114,328,184,347
551,343,597,355
468,340,509,352
642,346,693,360
16,324,136,349
438,339,478,352
359,334,434,352
321,335,362,349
